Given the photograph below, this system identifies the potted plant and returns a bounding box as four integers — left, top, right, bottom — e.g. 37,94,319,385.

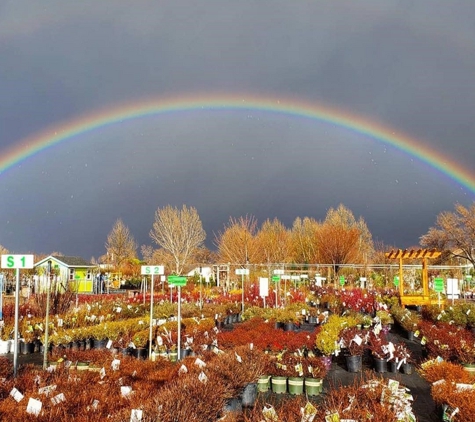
398,310,420,340
390,341,414,374
315,314,345,369
339,326,367,372
367,331,389,372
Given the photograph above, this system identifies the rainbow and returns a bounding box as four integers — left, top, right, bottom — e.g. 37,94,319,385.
1,93,475,194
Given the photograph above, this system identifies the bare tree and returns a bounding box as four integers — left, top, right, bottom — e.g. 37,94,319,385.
255,218,291,265
105,219,137,271
420,202,475,267
290,217,320,264
150,205,206,275
214,215,258,264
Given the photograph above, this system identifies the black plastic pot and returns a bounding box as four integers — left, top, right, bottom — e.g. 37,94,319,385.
346,355,362,373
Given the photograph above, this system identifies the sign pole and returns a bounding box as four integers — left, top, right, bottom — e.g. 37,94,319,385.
43,260,52,370
241,273,244,312
13,268,20,377
199,267,203,311
1,255,35,376
140,266,164,360
148,273,154,359
177,286,181,360
0,274,3,321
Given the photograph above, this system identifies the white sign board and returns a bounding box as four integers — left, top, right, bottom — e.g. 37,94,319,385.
259,277,269,297
281,275,291,280
315,276,326,287
1,255,34,269
273,269,285,275
141,265,164,276
235,268,249,275
447,278,460,299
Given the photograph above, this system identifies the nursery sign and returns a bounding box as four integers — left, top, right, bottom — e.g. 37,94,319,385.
168,276,187,286
141,265,164,276
1,254,34,269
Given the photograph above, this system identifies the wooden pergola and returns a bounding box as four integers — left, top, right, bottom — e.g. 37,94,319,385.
385,248,442,306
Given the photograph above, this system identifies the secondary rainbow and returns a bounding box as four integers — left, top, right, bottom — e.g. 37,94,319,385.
1,94,474,195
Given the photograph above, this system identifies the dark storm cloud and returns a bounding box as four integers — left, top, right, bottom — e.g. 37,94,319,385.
1,0,474,258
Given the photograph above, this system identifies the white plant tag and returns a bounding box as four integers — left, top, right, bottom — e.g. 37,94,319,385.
10,387,23,402
194,358,206,368
111,359,120,371
235,352,242,363
300,401,317,422
26,398,42,416
198,371,208,383
178,364,188,374
131,409,143,422
38,384,57,396
106,339,113,349
100,367,106,379
121,386,132,397
51,393,66,405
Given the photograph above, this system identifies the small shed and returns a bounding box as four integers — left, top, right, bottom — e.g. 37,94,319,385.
34,255,96,293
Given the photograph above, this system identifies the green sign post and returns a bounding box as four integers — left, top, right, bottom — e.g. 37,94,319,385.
393,276,399,287
168,276,187,287
434,277,444,309
339,276,345,286
433,277,444,293
167,275,187,361
271,275,280,282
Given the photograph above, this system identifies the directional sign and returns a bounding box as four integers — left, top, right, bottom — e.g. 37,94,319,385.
235,268,249,276
141,265,165,276
433,277,444,293
1,255,34,269
168,275,187,286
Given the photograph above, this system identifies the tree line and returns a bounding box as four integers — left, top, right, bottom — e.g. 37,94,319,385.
101,202,475,276
1,202,473,278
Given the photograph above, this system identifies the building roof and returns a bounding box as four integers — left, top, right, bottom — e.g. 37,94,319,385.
35,255,94,268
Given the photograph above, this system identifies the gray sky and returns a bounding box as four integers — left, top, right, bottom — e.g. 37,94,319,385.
1,1,474,260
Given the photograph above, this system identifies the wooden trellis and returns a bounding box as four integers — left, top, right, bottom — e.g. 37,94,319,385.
385,248,442,306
